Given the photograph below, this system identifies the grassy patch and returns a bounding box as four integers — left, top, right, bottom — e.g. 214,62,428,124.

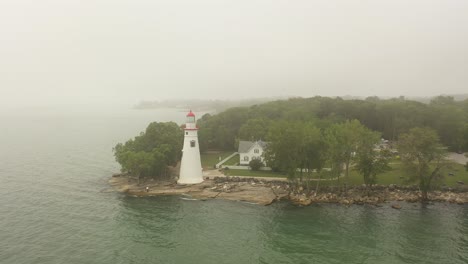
344,162,468,187
438,163,468,187
223,154,239,166
218,162,468,187
200,151,233,169
345,163,407,186
225,169,287,178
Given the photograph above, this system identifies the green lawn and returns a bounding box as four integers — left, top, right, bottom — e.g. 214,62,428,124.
346,163,407,186
200,151,233,169
225,169,287,178
438,163,468,187
326,162,468,187
223,162,468,187
224,154,239,166
335,162,468,187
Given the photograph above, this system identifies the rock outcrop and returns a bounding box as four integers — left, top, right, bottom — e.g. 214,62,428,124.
109,174,468,206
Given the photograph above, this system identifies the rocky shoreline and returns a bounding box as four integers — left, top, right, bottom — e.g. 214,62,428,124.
109,174,468,207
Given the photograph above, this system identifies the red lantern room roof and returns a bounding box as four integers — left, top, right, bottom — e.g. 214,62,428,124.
187,110,195,117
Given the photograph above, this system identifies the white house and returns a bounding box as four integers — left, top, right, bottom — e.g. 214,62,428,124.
238,140,268,165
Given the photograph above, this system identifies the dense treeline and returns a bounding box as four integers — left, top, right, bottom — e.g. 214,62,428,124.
198,96,464,197
198,96,468,152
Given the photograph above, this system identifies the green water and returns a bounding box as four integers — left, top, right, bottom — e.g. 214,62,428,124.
1,106,467,264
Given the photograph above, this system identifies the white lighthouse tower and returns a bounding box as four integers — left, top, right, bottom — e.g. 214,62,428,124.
178,110,204,184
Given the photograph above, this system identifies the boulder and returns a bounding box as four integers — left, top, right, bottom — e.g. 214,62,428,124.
296,198,312,206
341,199,351,205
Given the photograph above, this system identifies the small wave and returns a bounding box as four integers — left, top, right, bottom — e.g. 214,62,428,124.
180,197,199,201
240,201,259,205
99,188,115,193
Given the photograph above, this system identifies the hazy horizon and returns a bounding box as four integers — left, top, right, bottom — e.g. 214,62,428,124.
1,0,468,107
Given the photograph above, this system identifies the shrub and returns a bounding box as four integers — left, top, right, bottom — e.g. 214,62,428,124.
249,159,264,171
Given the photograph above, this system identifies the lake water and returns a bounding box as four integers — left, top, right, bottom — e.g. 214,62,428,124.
0,106,467,264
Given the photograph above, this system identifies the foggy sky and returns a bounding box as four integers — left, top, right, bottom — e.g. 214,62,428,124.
1,0,468,106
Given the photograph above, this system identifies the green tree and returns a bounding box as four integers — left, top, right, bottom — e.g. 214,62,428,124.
300,123,327,193
264,121,304,179
428,99,466,152
249,159,264,171
198,107,250,150
461,123,468,152
124,151,154,184
324,120,367,189
113,122,183,182
465,153,468,171
354,130,391,188
238,118,272,141
398,127,448,200
264,121,326,191
430,95,456,105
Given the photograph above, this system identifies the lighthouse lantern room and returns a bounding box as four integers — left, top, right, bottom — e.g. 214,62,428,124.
178,110,204,184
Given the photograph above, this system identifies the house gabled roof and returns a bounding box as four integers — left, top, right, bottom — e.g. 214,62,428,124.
238,140,268,153
238,141,254,153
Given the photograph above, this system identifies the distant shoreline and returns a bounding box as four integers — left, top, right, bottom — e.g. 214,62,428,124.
132,97,287,113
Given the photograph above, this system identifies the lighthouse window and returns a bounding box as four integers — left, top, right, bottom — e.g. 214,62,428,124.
190,140,196,147
254,149,259,154
187,116,195,123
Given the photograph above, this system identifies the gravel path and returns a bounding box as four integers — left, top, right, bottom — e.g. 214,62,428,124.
447,152,468,165
203,169,345,182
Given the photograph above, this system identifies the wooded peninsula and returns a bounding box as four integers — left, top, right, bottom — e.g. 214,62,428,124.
112,96,468,205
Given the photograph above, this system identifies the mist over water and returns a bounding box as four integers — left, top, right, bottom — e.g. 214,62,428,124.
0,107,467,264
2,0,468,261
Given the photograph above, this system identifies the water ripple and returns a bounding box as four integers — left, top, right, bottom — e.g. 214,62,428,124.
2,110,468,264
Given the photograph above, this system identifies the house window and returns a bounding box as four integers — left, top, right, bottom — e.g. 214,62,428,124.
254,149,259,154
190,140,196,147
185,132,188,135
244,156,249,161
